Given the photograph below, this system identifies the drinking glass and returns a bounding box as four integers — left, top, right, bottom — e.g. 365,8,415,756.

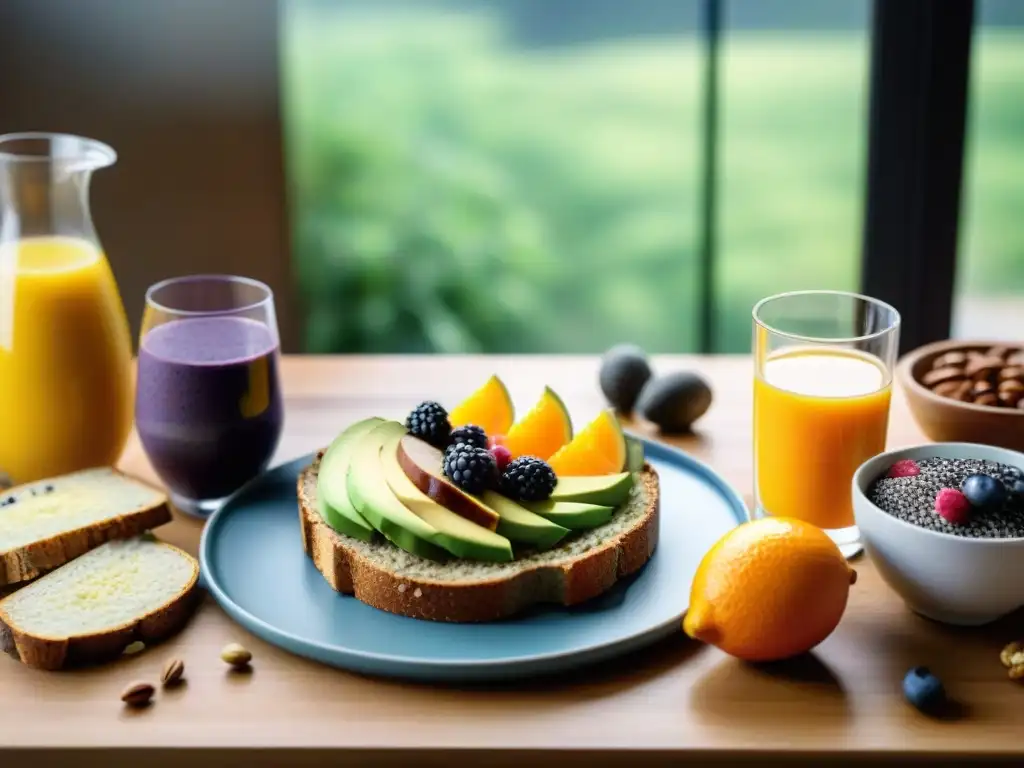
0,132,134,484
752,290,900,558
136,275,284,517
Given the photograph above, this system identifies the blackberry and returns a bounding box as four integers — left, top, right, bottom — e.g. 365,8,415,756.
443,444,497,495
405,401,451,448
500,456,557,502
448,424,487,450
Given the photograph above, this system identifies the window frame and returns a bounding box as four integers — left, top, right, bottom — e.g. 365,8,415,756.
857,0,975,355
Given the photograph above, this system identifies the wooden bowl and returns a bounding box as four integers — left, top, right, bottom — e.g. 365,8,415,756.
896,339,1024,451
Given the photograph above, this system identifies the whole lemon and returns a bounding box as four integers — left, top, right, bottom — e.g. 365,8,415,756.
683,517,857,662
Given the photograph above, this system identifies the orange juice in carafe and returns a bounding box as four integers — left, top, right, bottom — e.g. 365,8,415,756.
0,236,133,483
754,348,891,530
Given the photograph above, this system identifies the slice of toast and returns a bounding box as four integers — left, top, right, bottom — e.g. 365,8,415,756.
298,450,660,622
0,537,200,670
0,468,171,587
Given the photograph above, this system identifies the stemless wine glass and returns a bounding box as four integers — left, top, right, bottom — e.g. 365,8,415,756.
136,275,284,518
752,290,900,558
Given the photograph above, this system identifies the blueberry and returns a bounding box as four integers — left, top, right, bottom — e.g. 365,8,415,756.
960,473,1007,509
1009,478,1024,499
902,667,946,713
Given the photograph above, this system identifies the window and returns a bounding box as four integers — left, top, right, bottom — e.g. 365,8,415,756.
283,0,1019,354
716,0,871,351
283,0,701,353
952,0,1024,340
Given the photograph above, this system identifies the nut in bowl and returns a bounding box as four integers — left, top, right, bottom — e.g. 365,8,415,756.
853,442,1024,627
897,339,1024,452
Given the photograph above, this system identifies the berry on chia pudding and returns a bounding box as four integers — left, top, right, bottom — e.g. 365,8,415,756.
869,458,1024,539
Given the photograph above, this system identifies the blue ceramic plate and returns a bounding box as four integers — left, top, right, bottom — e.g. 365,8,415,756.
199,437,748,682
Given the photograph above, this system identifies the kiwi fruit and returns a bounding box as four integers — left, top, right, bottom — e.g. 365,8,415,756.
599,344,652,413
636,371,712,433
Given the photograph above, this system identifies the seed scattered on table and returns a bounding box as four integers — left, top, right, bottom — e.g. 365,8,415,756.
121,681,155,708
221,642,252,668
161,657,185,687
122,641,146,656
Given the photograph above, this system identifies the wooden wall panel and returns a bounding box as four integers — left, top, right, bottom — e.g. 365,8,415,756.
0,0,298,351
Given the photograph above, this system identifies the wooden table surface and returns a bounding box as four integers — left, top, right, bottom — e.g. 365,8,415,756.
3,355,1022,767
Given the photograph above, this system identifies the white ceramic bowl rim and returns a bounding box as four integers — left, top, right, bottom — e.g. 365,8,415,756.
853,442,1024,545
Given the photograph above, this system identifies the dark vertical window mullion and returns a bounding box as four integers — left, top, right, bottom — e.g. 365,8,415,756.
698,0,722,354
860,0,975,354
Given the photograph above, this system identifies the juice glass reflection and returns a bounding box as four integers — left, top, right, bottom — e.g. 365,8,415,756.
135,275,284,517
752,290,900,557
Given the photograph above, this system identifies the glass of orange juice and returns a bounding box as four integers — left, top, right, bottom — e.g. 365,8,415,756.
753,290,900,558
0,133,134,484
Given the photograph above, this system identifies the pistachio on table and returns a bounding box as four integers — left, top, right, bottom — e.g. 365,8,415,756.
221,642,252,668
161,658,185,687
121,681,155,708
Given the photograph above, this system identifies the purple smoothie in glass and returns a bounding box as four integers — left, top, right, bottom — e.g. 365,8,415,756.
135,316,283,505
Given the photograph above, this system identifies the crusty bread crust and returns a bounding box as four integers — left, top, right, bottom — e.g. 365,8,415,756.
0,541,200,671
298,451,660,622
0,470,172,588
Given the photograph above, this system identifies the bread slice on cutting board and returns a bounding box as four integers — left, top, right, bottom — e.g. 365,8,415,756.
0,467,171,587
0,536,200,670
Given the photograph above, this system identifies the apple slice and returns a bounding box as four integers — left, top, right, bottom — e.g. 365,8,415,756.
396,435,500,531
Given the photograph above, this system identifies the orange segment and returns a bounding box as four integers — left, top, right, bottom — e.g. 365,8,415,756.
682,517,857,662
449,375,514,436
503,387,573,460
546,410,626,477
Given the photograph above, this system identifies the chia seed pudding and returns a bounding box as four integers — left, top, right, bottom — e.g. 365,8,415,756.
869,458,1024,539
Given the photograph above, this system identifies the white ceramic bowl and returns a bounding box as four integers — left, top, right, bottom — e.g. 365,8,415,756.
852,442,1024,626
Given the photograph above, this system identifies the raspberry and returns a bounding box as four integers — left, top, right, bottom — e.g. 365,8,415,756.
887,459,921,479
487,434,508,450
490,444,512,473
934,488,971,525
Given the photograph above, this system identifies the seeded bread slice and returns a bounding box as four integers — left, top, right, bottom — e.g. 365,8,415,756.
0,537,200,670
298,451,660,622
0,468,172,587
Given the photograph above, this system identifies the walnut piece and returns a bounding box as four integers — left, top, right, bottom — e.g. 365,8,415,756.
1000,641,1023,668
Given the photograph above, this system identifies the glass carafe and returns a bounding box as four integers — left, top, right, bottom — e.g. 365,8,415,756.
0,132,134,484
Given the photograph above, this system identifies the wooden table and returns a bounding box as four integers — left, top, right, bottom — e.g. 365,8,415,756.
3,356,1022,767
